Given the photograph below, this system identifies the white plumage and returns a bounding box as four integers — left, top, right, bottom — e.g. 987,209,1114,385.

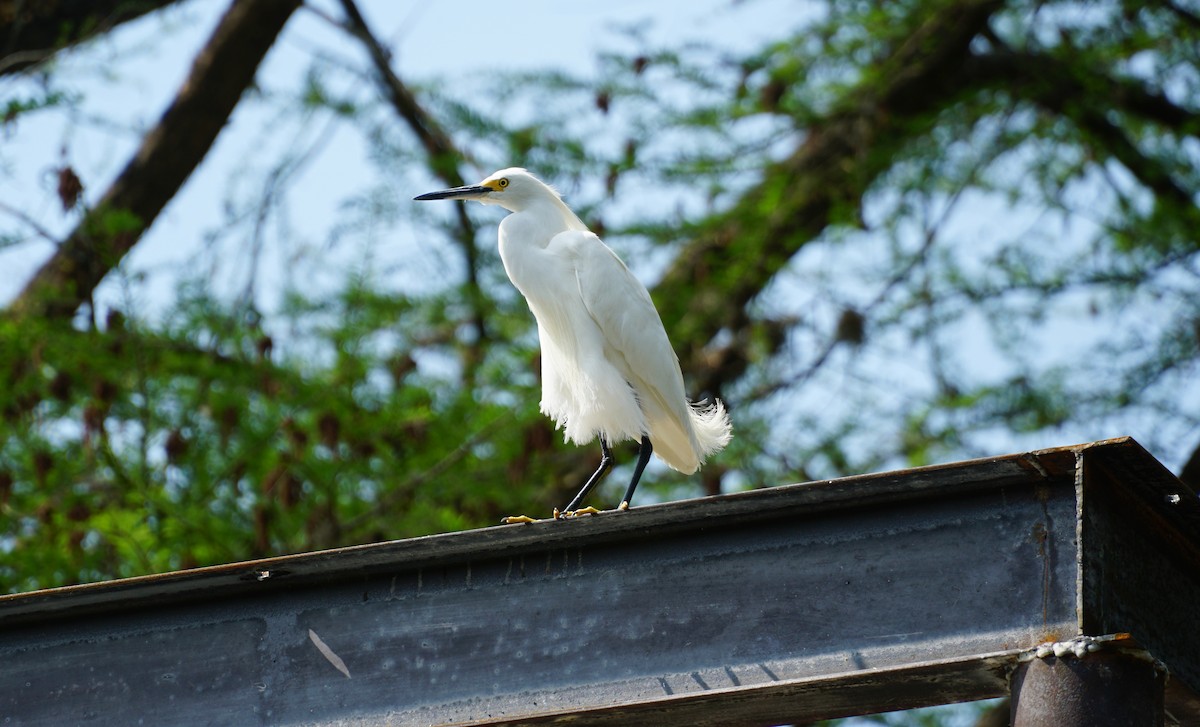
415,168,731,514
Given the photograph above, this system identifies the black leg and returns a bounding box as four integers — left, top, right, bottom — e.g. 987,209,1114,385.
561,438,613,514
620,436,653,510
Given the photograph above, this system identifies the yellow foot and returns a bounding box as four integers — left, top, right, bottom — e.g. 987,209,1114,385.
553,506,602,519
501,514,539,524
618,501,630,511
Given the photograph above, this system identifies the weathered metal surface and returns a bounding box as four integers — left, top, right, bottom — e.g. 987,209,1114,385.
0,437,1196,726
1078,443,1200,705
1011,651,1166,727
0,443,1074,626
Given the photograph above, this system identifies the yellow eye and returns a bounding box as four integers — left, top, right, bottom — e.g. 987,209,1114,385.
498,178,509,189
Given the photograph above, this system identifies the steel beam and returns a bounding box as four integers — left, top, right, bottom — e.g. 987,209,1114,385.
1,437,1197,726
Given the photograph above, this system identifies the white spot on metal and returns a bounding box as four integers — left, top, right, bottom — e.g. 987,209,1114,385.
309,629,351,678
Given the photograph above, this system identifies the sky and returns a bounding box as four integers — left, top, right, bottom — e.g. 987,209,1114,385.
1,0,1193,474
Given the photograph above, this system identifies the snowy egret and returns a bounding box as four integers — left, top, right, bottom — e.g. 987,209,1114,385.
415,168,731,519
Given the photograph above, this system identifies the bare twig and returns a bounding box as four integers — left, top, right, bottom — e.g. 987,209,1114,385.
329,0,489,378
7,0,303,321
0,199,59,244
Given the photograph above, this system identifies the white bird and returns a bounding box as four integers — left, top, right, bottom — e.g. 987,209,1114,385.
415,168,731,517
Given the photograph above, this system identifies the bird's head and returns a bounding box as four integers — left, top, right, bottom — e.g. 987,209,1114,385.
413,168,553,212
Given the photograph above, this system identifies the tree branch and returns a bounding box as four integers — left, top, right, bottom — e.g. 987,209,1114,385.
964,48,1199,212
332,0,468,185
654,0,1005,393
7,0,302,322
0,0,186,77
1163,0,1200,32
333,0,488,377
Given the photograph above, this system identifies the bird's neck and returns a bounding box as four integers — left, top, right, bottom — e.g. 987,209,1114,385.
520,195,588,234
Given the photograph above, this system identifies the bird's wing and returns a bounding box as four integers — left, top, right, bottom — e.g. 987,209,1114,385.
553,231,676,379
551,230,700,470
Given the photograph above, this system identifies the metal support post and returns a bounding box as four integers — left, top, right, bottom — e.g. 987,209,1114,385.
1011,644,1165,727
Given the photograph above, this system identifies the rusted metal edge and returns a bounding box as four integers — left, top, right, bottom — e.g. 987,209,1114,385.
0,437,1143,626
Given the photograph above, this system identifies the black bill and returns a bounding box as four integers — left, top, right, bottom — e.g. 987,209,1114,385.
413,185,491,201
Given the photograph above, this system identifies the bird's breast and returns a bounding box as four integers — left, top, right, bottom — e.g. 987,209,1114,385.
498,216,569,300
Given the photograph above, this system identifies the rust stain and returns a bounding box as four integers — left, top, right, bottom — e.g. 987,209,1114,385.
1031,521,1050,625
1029,479,1057,628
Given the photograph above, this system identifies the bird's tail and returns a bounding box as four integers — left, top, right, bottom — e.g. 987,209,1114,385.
689,398,733,461
645,396,733,475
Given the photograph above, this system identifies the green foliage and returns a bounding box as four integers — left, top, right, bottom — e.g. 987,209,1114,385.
2,90,69,124
0,282,557,591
